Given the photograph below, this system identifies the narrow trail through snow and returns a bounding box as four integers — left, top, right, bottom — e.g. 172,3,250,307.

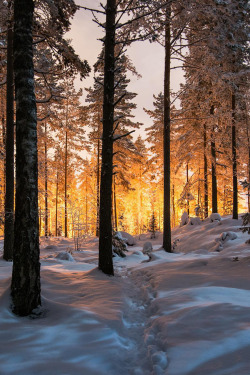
115,263,168,375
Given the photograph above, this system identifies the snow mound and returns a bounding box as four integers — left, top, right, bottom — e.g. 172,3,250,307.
143,242,153,255
210,213,221,222
180,211,189,227
220,231,238,243
55,252,75,261
44,245,58,251
118,231,136,246
188,217,201,225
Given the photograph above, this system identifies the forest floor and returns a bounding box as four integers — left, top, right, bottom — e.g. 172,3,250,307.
0,215,250,375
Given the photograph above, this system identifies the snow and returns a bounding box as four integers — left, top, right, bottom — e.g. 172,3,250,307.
0,216,250,375
210,212,222,222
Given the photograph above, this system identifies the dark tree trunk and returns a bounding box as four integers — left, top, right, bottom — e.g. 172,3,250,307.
203,124,208,218
232,93,238,219
96,137,100,236
210,106,218,213
11,0,41,316
172,184,175,228
55,169,58,236
247,121,250,212
186,163,189,215
44,122,48,237
99,0,116,275
3,18,14,261
113,175,118,232
85,174,88,234
64,130,68,237
163,5,172,252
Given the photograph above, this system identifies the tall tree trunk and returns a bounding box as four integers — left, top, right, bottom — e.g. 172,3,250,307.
113,174,118,232
3,16,14,261
186,163,189,215
210,106,218,213
11,0,41,316
163,5,172,253
198,167,201,206
99,0,116,275
232,93,238,219
64,129,68,237
55,168,58,236
172,184,175,228
44,122,48,237
247,120,250,212
1,87,6,205
96,137,100,236
203,124,208,218
85,174,88,234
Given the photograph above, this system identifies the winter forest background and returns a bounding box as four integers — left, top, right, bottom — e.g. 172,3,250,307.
0,0,249,373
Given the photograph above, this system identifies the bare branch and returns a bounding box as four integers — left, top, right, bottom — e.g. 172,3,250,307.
77,5,105,14
112,130,135,142
113,93,126,107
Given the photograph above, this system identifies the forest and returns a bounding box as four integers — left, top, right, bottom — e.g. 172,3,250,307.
0,0,249,374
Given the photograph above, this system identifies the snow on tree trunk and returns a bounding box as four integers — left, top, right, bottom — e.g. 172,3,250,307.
11,0,41,316
98,0,116,276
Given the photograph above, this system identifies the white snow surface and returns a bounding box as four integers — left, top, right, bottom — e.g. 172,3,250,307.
0,215,250,375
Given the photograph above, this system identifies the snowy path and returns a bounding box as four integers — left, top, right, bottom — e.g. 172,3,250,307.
115,263,168,375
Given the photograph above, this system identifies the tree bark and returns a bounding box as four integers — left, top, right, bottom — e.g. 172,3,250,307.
64,129,68,237
55,168,58,236
163,5,172,252
210,106,218,213
3,17,14,261
44,122,48,237
203,124,208,218
247,119,250,212
232,93,238,219
113,174,118,232
186,163,189,215
11,0,41,316
99,0,116,275
96,137,100,236
85,174,88,234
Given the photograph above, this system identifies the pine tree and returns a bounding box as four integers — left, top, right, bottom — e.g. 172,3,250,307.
11,0,41,316
3,1,14,261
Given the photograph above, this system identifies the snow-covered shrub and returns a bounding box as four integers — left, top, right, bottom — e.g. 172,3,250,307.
55,252,75,261
180,212,189,227
143,241,153,255
188,217,201,225
210,213,221,222
220,232,237,243
118,231,136,246
112,232,128,257
240,213,250,235
148,213,157,239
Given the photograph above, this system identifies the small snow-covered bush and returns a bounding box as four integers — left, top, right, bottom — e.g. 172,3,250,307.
188,217,201,225
210,213,221,222
240,213,250,235
220,232,237,242
118,231,136,246
180,212,189,227
112,232,128,258
55,252,75,261
143,241,153,255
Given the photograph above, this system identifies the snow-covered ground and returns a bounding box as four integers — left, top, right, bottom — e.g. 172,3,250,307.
0,215,250,375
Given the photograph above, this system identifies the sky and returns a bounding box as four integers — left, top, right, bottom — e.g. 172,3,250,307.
68,1,184,137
